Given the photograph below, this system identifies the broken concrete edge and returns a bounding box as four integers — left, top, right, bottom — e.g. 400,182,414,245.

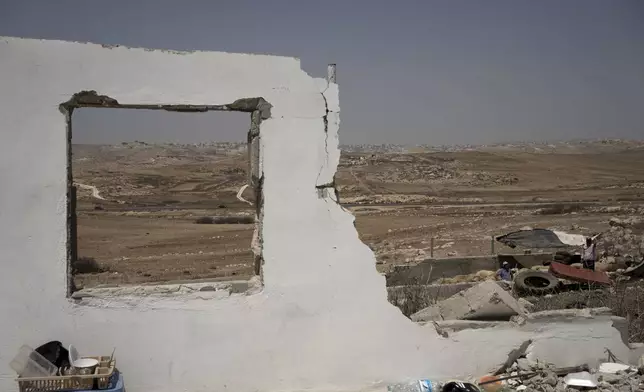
417,308,620,331
525,307,613,321
71,276,262,300
315,84,342,206
64,107,74,298
388,283,476,305
251,197,262,276
58,90,273,120
420,320,511,332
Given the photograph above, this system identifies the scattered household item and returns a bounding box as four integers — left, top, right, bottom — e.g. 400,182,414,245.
68,344,99,375
441,381,481,392
34,341,70,371
387,379,442,392
477,375,502,392
10,345,58,378
563,371,598,388
15,351,116,391
598,362,634,374
94,370,124,392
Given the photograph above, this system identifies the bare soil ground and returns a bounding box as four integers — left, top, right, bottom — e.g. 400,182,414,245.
72,140,644,289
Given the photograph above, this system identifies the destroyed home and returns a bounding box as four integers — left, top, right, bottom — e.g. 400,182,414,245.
1,36,644,392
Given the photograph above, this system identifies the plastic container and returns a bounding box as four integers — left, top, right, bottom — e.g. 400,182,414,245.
16,355,116,391
100,370,124,392
388,379,443,392
10,345,58,378
67,370,124,392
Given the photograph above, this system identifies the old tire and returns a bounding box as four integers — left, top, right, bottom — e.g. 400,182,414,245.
513,270,559,295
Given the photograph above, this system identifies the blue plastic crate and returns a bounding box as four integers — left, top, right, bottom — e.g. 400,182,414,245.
100,370,124,392
59,370,124,392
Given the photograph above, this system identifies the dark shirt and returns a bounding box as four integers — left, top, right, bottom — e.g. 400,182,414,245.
496,268,511,281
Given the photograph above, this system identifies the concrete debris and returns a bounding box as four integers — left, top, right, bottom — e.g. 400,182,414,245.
597,217,644,260
485,356,644,391
517,298,535,313
515,358,539,373
493,340,532,376
411,281,524,322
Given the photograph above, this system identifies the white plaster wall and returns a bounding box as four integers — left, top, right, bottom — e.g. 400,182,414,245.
0,37,631,392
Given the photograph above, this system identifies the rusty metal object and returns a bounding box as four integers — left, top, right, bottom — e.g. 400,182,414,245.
549,262,610,285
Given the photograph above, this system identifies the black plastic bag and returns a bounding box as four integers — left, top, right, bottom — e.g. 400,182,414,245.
35,341,70,370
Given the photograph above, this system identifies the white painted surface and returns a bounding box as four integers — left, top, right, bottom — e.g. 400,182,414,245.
0,37,631,392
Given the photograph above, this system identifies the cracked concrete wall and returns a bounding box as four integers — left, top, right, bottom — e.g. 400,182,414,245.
0,37,631,392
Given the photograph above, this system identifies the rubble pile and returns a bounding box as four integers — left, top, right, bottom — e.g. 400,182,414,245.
369,164,458,183
338,155,368,167
484,356,643,392
401,281,644,391
597,217,644,261
468,171,519,186
341,194,439,205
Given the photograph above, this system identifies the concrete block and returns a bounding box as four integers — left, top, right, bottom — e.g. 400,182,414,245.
438,289,476,320
411,281,524,322
410,305,442,322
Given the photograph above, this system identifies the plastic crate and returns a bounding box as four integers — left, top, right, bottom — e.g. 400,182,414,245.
17,356,116,392
97,370,124,392
62,370,124,392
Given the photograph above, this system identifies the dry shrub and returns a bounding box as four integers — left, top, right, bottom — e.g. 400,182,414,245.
437,270,495,284
72,257,107,274
536,203,586,215
388,285,437,317
387,283,474,317
195,216,254,224
608,281,644,343
195,216,214,224
528,281,644,343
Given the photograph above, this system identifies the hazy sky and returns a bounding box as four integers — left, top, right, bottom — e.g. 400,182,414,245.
2,1,643,145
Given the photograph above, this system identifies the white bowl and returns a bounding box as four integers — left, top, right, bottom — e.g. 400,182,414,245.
72,358,99,369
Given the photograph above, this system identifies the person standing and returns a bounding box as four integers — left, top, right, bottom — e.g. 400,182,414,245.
582,237,596,270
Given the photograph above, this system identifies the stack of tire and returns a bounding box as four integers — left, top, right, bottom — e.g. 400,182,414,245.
552,251,581,265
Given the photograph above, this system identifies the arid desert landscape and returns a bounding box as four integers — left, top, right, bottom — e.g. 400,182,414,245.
72,139,644,289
